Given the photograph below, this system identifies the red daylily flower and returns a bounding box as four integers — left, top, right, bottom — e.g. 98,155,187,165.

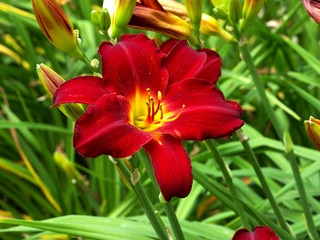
52,34,244,201
232,226,280,240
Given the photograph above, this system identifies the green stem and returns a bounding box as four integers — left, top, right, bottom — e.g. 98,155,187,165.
205,140,251,230
284,131,319,240
236,130,290,233
116,158,169,240
138,151,186,240
163,203,185,240
235,29,284,140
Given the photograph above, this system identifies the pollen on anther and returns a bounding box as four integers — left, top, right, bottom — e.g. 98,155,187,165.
158,91,162,100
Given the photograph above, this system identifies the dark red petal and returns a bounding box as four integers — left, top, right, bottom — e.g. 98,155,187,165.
160,38,180,55
232,226,280,240
164,40,206,85
52,76,107,107
143,134,193,201
74,94,154,158
98,34,168,98
195,49,222,85
157,79,244,140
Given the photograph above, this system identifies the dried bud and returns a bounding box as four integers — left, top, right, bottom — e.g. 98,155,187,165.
36,64,85,121
305,116,320,151
32,0,84,59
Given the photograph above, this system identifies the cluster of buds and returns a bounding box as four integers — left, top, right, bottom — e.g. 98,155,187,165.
305,116,320,151
210,0,265,32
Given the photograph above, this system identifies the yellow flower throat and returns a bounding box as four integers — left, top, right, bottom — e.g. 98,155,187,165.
131,88,184,132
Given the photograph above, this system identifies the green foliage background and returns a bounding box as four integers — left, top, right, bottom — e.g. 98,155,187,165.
0,0,320,239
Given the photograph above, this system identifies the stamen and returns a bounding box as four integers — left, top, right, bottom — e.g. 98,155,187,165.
146,101,151,123
158,91,162,101
160,105,163,119
161,105,185,122
150,97,155,122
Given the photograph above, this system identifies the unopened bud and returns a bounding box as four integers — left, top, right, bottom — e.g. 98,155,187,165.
32,0,84,59
99,9,111,33
91,10,100,26
240,0,265,33
305,116,320,151
184,0,202,35
91,59,99,69
228,0,242,25
36,64,85,121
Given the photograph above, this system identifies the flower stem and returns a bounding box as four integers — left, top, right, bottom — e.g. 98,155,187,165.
235,29,284,140
116,158,169,240
137,151,186,240
283,131,319,240
205,140,251,230
236,130,290,233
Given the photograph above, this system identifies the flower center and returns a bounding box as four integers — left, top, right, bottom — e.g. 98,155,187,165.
132,88,184,131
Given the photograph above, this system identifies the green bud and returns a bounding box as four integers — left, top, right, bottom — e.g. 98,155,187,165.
36,64,85,121
228,0,242,25
212,4,228,20
99,9,111,33
184,0,202,35
240,0,265,33
91,10,100,27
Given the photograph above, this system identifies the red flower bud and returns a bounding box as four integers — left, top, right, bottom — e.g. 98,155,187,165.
32,0,84,59
305,116,320,151
302,0,320,25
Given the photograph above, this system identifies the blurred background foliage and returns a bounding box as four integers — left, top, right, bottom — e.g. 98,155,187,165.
0,0,320,239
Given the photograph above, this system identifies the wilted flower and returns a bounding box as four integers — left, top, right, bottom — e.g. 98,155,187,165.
305,116,320,151
36,64,85,121
302,0,320,25
232,226,280,240
52,34,243,201
129,0,233,43
32,0,83,59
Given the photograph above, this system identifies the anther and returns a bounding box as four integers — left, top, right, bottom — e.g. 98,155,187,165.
158,91,162,101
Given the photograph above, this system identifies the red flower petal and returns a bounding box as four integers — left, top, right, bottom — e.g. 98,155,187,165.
163,39,207,85
195,49,222,85
143,134,193,201
160,38,180,55
232,226,280,240
98,34,168,98
157,79,244,140
52,76,107,107
74,94,154,158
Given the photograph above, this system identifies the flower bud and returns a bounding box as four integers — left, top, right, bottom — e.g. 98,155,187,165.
305,116,320,151
54,150,79,179
103,0,136,39
99,9,111,33
240,0,265,33
228,0,242,25
91,10,100,27
36,64,85,121
302,0,320,25
184,0,202,35
31,0,84,59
